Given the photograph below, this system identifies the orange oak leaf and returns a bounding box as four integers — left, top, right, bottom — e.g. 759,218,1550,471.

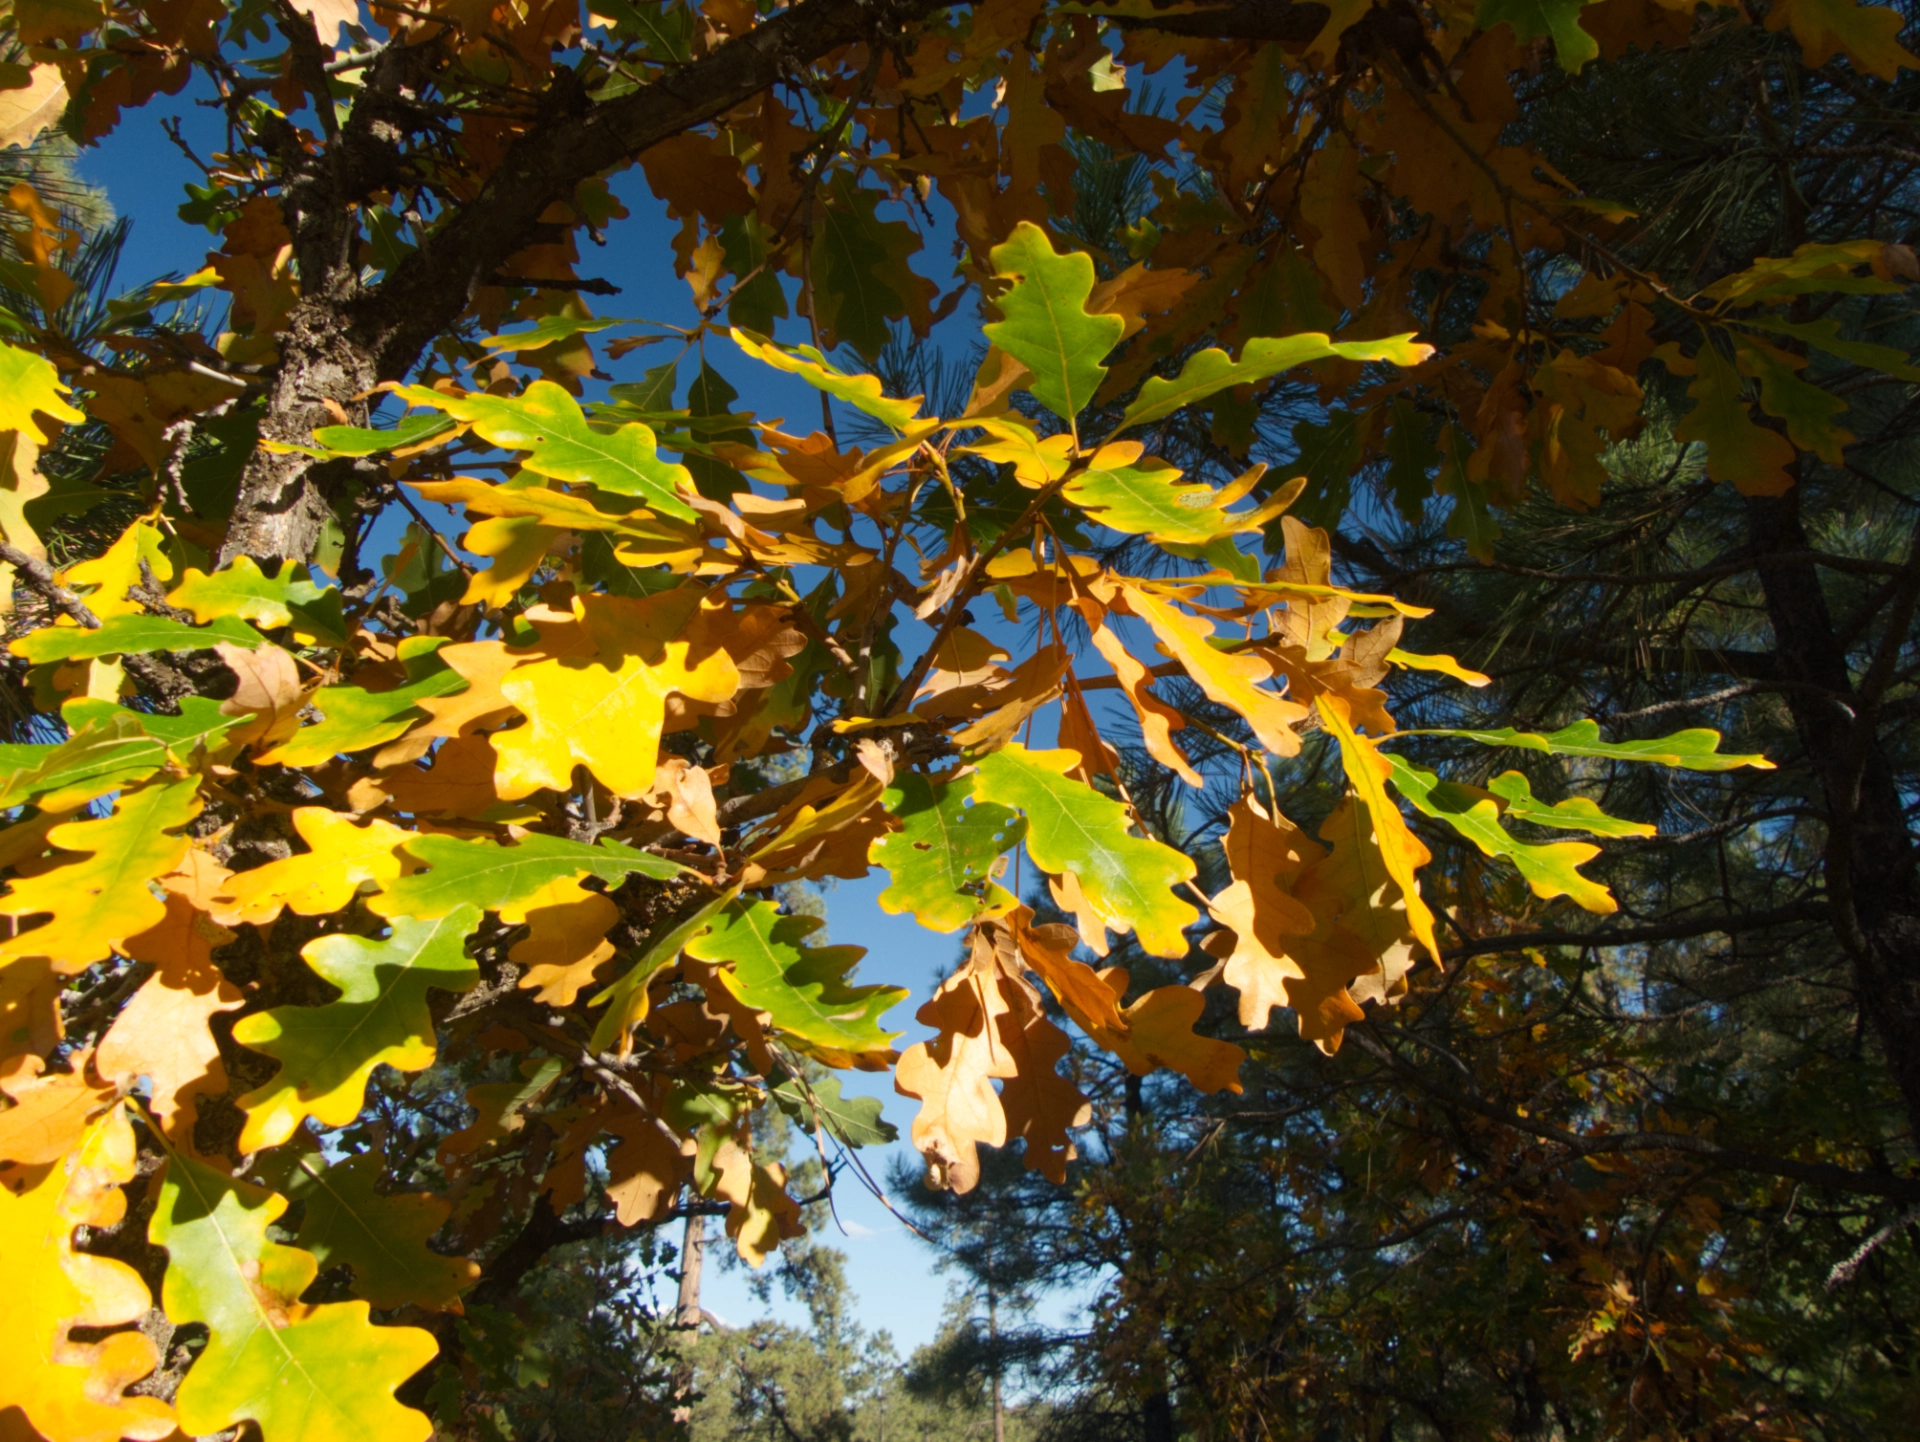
209,807,414,927
97,894,242,1136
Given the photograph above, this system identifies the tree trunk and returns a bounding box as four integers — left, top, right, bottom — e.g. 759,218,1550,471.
989,1283,1005,1442
671,1209,706,1425
1745,488,1920,1135
219,302,381,566
1143,1387,1176,1442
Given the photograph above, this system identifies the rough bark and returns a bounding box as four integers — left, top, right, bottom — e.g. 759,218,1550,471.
1745,488,1920,1137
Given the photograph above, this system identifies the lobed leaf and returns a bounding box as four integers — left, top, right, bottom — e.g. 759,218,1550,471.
150,1148,439,1442
11,613,266,664
232,907,484,1152
393,379,696,519
982,222,1126,428
971,745,1197,957
1402,719,1773,770
372,831,682,922
869,772,1026,932
1381,753,1616,913
1115,331,1433,432
686,898,907,1066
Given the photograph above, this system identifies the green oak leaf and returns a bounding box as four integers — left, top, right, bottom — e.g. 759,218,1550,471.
254,652,466,768
1485,771,1656,838
0,703,243,813
372,832,682,922
970,745,1197,957
1400,719,1772,771
983,221,1126,429
392,378,696,519
812,172,927,361
257,1150,478,1312
308,412,458,456
730,330,922,431
61,695,244,755
232,907,484,1153
685,898,907,1066
1735,338,1851,464
868,772,1025,932
150,1147,439,1442
10,612,265,663
589,883,740,1054
168,555,348,645
769,1070,898,1148
1382,752,1615,913
1743,316,1920,383
1116,332,1432,433
1476,0,1600,71
475,315,632,354
1063,451,1271,545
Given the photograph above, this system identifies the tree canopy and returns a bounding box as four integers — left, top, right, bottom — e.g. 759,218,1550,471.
0,0,1916,1438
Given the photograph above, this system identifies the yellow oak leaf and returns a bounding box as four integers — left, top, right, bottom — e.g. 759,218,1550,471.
404,639,526,743
56,520,169,622
1121,582,1306,757
0,780,200,974
209,808,414,928
708,1138,803,1267
492,589,740,799
1078,601,1200,786
0,1103,178,1442
1318,694,1440,963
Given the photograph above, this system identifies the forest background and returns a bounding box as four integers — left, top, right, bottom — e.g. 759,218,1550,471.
0,0,1916,1440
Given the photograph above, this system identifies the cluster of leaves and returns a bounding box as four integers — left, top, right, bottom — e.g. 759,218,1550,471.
0,0,1908,1438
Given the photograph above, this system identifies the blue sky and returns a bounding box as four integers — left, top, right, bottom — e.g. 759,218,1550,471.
72,79,1093,1356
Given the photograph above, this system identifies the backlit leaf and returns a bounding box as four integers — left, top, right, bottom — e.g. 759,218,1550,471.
983,222,1126,428
731,331,923,431
1317,695,1440,962
1116,331,1433,432
0,779,200,973
971,745,1197,957
1405,719,1773,770
869,772,1026,932
489,590,741,799
1486,771,1657,838
686,899,907,1067
0,1103,177,1442
394,379,696,519
0,340,86,443
1381,752,1616,913
231,907,483,1152
769,1070,899,1149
